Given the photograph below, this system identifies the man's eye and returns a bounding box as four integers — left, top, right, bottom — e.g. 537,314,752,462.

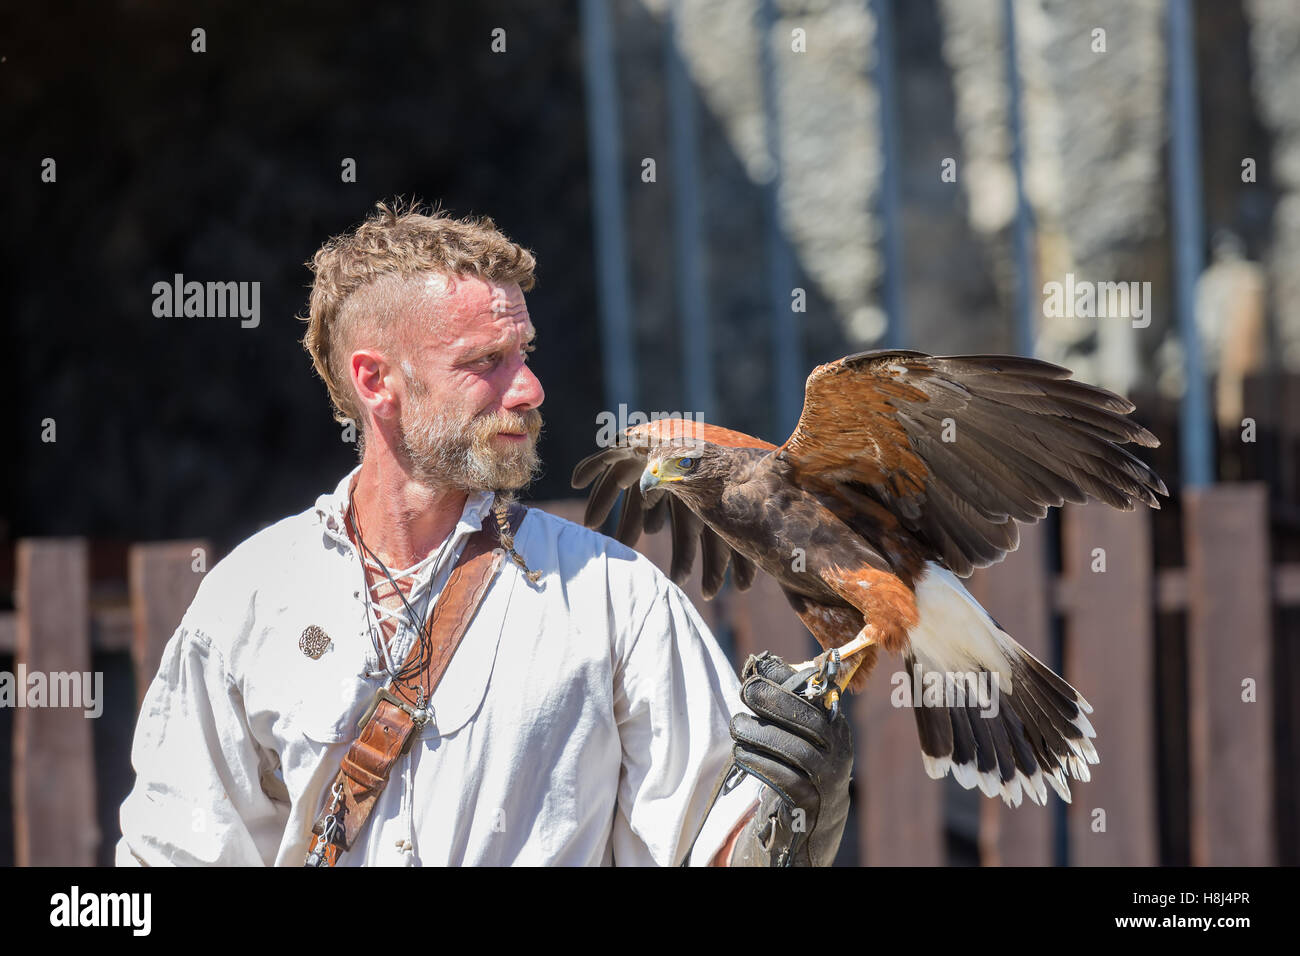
469,345,533,370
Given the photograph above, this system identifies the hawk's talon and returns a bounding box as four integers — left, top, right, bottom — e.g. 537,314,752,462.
804,649,840,693
796,649,844,715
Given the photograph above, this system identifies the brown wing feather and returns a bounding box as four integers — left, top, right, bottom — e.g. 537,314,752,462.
775,349,1167,576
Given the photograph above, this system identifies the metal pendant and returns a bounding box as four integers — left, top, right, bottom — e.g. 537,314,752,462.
299,625,332,660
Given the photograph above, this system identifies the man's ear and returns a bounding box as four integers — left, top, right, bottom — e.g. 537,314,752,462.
350,349,400,423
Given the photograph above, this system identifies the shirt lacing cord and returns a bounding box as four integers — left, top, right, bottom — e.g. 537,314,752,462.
352,550,441,678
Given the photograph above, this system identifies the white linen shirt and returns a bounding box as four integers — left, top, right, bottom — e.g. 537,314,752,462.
116,466,762,866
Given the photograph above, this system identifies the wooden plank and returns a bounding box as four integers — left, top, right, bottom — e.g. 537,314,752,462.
1087,565,1298,612
1061,503,1158,865
14,539,97,866
1184,484,1275,865
967,521,1053,865
0,604,150,655
857,654,945,865
128,541,209,711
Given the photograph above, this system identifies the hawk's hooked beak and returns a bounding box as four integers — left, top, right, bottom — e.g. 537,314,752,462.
640,463,662,494
640,459,683,493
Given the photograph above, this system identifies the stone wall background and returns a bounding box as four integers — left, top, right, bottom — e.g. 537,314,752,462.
4,0,1291,549
607,0,1281,450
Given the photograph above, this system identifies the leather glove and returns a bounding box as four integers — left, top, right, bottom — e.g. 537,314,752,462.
727,652,854,867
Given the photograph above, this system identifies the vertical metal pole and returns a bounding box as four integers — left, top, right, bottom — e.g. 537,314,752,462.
1168,0,1214,488
666,0,715,422
759,0,804,439
1003,0,1036,359
873,0,907,349
580,0,638,411
1004,0,1060,866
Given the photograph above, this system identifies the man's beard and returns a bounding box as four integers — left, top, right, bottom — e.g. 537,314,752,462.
397,391,543,494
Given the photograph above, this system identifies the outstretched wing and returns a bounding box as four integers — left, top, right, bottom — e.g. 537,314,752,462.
570,418,772,598
775,350,1167,576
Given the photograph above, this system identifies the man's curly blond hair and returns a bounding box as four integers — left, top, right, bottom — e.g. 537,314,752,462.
302,200,537,428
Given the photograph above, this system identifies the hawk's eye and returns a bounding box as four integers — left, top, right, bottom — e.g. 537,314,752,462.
679,457,696,471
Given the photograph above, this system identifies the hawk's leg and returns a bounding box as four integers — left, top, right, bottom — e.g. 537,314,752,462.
793,628,878,719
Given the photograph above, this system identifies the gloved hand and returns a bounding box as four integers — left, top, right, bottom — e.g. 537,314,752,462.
727,652,854,867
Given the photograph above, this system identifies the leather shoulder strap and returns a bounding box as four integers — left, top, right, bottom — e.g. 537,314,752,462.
306,501,528,866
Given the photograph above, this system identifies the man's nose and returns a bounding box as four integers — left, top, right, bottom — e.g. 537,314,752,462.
504,361,545,410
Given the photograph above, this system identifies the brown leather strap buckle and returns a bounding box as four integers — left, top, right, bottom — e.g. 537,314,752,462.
356,686,433,743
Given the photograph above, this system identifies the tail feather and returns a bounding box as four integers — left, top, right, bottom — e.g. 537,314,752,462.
907,563,1099,807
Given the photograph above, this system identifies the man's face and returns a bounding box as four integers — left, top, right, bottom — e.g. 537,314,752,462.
394,275,545,493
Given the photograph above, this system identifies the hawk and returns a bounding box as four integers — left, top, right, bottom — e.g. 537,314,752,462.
571,350,1167,807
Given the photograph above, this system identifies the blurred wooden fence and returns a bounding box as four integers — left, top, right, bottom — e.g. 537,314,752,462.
0,540,208,866
0,488,1288,865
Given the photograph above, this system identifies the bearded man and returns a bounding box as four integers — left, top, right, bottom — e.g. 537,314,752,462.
115,202,853,867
